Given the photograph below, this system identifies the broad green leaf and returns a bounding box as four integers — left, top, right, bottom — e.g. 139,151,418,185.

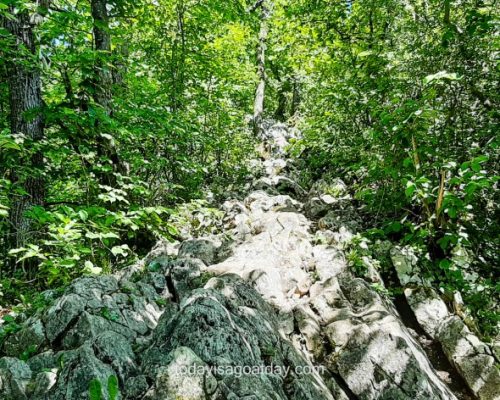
84,261,102,275
107,375,119,400
89,379,103,400
424,71,460,84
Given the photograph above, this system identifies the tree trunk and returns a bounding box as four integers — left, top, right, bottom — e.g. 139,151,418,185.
291,76,300,117
91,0,113,115
169,0,186,113
91,0,126,181
253,1,270,136
444,0,451,25
3,5,46,252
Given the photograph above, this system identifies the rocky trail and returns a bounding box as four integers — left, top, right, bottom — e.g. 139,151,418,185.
1,123,498,400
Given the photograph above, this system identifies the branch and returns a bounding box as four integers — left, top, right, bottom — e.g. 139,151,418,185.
45,200,86,207
247,0,264,13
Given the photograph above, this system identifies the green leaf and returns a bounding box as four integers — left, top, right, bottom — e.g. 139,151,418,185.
84,261,102,275
101,232,120,239
472,155,489,164
89,379,103,400
8,248,26,255
424,71,460,84
78,210,88,221
358,50,373,57
403,158,413,168
107,375,119,400
167,225,179,236
405,182,416,197
0,138,21,150
438,236,451,250
111,245,128,256
439,259,451,270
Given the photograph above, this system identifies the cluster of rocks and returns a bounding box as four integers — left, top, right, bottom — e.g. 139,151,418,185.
1,122,498,399
391,247,500,400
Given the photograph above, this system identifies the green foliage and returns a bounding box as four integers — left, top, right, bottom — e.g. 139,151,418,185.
286,0,499,337
170,200,226,237
4,201,174,288
191,272,218,288
0,315,21,347
0,0,257,305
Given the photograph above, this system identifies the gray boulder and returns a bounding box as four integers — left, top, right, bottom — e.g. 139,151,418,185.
438,316,500,400
178,236,232,266
0,358,31,400
310,276,458,400
142,274,340,400
253,176,306,198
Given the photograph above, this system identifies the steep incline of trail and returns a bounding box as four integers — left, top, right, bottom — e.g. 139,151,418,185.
1,122,498,400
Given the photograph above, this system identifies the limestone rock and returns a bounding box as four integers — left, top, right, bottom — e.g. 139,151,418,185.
390,246,431,286
404,287,450,337
47,344,116,400
92,331,138,381
253,176,306,198
309,177,348,198
178,238,221,265
311,276,458,400
0,358,32,400
31,369,57,397
263,158,287,177
27,351,56,376
437,316,500,400
244,191,301,213
142,275,338,400
305,197,330,218
43,293,86,344
318,208,361,234
3,122,489,400
294,304,324,358
145,347,218,400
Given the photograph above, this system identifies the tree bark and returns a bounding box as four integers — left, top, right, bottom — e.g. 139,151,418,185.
444,0,451,25
91,0,113,115
253,1,270,136
3,4,46,250
90,0,126,181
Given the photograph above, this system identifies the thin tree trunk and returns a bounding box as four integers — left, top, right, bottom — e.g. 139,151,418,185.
91,0,126,181
3,5,46,252
91,0,113,115
253,1,269,136
291,76,300,117
444,0,451,25
170,0,186,113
